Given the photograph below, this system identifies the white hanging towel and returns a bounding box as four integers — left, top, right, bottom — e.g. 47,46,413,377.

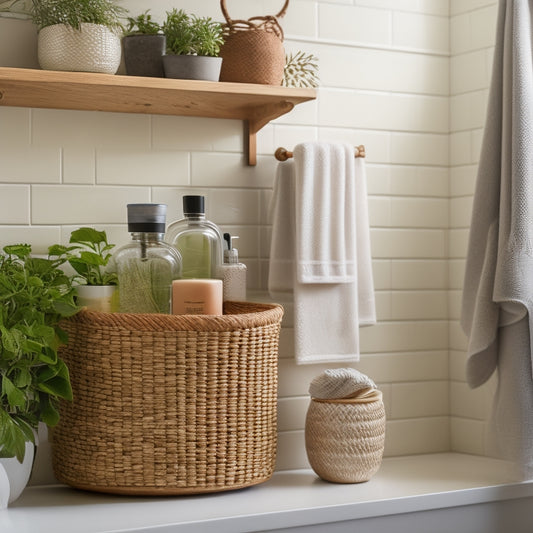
268,142,375,364
461,0,533,479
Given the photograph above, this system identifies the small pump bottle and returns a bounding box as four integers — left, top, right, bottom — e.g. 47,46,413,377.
112,203,182,314
165,195,223,279
218,233,247,301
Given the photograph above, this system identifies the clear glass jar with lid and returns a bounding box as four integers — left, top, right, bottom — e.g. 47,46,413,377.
165,195,223,279
112,203,182,314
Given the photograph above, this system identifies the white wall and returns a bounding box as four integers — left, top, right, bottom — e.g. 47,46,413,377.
449,0,498,456
0,0,499,479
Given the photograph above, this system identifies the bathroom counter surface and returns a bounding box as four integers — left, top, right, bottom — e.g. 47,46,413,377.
2,453,532,533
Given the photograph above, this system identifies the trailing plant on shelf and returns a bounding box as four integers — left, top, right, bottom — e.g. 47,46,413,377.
30,0,125,30
163,8,224,57
161,9,224,81
0,244,78,462
124,9,161,36
30,0,126,74
122,9,166,78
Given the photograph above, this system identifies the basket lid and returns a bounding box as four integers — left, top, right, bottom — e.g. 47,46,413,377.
309,368,377,400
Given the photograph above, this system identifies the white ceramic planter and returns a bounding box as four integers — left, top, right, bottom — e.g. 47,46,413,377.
75,285,117,312
0,441,35,508
38,23,121,74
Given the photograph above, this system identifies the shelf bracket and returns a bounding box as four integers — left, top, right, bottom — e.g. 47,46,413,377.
246,100,295,166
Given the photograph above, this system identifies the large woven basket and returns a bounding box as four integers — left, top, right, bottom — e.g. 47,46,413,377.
305,391,386,483
52,301,283,495
219,0,288,85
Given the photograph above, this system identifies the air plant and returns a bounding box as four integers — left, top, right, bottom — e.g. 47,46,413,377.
283,51,319,89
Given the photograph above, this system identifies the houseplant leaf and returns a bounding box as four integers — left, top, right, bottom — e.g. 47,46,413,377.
2,376,25,409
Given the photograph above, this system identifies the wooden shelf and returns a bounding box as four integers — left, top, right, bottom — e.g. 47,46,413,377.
0,67,316,165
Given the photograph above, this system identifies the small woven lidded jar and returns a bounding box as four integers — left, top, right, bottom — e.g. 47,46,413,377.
305,368,386,483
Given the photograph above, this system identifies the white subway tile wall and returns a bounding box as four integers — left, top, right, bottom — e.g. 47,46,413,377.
0,0,498,478
449,0,498,457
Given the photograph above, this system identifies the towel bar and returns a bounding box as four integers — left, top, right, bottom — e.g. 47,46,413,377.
274,145,366,161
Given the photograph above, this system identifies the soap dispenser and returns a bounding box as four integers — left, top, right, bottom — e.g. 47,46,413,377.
217,232,247,301
165,195,223,279
112,203,182,314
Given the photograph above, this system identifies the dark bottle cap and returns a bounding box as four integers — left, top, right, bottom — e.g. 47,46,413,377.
183,195,205,215
127,203,167,233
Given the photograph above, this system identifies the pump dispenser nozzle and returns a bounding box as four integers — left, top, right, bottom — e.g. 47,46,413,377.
218,232,246,300
223,233,240,264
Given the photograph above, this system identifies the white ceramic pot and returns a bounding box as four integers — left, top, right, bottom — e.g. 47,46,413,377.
75,285,117,312
0,441,35,508
38,23,121,74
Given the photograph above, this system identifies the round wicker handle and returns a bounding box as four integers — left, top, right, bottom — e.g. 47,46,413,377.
220,0,290,24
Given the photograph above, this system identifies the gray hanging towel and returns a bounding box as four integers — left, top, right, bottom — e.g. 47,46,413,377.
461,0,533,477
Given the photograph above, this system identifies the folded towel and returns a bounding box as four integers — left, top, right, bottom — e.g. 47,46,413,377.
268,141,376,364
268,161,296,296
294,143,357,283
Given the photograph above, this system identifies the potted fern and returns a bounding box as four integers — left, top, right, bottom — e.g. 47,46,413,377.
31,0,125,74
122,10,165,78
162,8,224,81
0,244,78,506
50,227,118,313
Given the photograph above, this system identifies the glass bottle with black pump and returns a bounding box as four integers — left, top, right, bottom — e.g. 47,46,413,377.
112,203,182,314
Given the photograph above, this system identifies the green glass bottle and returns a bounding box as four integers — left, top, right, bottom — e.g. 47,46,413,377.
165,195,223,279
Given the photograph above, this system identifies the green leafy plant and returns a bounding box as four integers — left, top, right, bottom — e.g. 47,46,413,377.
0,244,78,462
30,0,126,31
163,8,223,57
124,9,161,35
49,227,118,286
283,51,319,89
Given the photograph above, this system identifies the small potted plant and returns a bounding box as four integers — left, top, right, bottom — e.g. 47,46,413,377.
162,8,224,81
30,0,126,74
0,244,78,506
122,9,165,78
50,227,118,313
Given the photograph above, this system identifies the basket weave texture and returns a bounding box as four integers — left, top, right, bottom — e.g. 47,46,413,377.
305,392,386,483
219,0,288,85
52,301,283,495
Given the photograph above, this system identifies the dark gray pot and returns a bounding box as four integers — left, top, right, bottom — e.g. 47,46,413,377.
123,34,166,78
162,55,222,81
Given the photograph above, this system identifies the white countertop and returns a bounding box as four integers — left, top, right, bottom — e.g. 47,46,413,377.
1,453,531,533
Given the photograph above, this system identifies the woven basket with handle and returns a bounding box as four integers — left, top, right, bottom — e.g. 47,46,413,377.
52,301,283,495
219,0,289,85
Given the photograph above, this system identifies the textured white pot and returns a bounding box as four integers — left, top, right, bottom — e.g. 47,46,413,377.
38,23,121,74
0,441,35,508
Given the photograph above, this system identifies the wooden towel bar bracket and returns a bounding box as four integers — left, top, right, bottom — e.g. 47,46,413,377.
274,145,366,161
